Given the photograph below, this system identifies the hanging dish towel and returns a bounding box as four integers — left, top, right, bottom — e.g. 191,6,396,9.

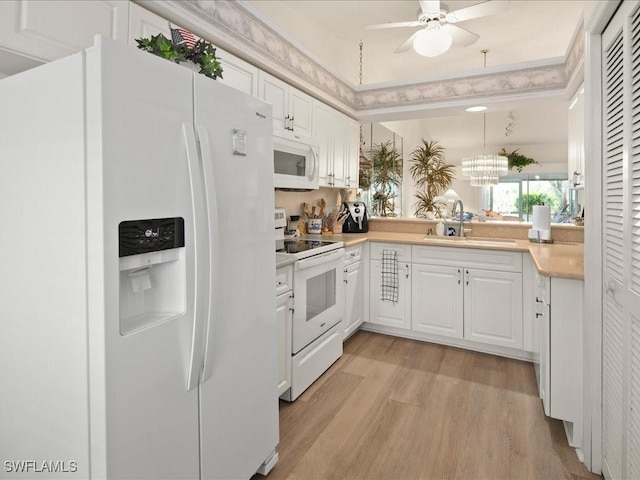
380,249,399,303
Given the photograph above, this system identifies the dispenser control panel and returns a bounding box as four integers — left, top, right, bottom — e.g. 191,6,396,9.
119,217,185,257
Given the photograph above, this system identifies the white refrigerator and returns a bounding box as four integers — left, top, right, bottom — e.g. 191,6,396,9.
0,37,278,479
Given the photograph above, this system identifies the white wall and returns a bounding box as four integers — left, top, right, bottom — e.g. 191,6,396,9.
274,187,356,224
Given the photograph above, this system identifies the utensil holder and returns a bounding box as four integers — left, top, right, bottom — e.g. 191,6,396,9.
307,218,322,234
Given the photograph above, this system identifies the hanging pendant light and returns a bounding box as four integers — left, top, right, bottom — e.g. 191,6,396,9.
462,50,508,186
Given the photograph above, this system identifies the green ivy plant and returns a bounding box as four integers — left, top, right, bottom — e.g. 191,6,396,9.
136,33,223,80
499,148,537,172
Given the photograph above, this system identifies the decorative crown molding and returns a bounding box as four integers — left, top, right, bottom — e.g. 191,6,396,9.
159,0,584,119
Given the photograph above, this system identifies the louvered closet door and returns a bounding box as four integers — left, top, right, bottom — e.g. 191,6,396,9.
602,2,640,479
627,5,640,478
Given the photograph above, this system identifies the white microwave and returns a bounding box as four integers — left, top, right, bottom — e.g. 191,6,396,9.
273,134,319,190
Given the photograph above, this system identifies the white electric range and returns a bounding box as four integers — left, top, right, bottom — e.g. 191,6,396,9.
274,211,344,401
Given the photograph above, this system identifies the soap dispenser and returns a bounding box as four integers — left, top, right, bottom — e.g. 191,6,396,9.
436,219,445,236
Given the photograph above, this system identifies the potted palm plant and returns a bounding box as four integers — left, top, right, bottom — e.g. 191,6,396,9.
409,139,456,218
370,141,402,217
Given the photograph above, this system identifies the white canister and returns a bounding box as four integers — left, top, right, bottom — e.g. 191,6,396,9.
307,218,322,234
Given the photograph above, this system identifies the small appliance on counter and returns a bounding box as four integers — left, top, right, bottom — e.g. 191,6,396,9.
342,202,368,233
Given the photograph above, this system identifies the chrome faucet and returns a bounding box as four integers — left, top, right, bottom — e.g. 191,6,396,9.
452,199,464,237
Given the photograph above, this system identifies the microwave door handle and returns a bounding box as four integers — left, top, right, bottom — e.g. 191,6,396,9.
309,147,318,181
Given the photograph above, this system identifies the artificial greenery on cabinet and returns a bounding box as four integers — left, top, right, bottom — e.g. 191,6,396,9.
136,33,223,80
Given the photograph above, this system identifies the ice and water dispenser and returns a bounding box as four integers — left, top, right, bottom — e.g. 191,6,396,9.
119,217,186,335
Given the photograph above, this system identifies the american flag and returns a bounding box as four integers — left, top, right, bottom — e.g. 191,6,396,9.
171,27,197,48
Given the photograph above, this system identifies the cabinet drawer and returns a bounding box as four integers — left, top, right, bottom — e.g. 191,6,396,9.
370,242,411,263
276,265,293,295
412,245,522,273
344,245,363,266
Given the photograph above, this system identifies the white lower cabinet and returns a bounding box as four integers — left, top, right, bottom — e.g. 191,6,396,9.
464,268,523,349
411,264,463,338
369,243,412,330
406,245,524,350
343,245,364,339
411,262,522,349
276,265,293,397
536,273,583,447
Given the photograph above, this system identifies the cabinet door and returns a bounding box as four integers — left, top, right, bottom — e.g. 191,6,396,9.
344,261,363,339
369,260,411,330
313,102,334,186
331,112,347,188
276,291,292,397
216,48,259,97
0,0,128,62
258,71,288,132
411,264,463,338
128,2,170,45
464,269,523,349
345,119,360,189
290,88,313,136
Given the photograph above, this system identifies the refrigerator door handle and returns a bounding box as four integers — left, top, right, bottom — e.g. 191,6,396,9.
196,125,220,384
183,123,210,391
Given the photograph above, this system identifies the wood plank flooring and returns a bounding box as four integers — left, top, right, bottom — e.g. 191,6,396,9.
263,331,601,480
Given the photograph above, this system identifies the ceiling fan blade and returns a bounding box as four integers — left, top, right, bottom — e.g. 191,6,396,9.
394,30,423,53
441,24,479,47
419,0,440,16
445,0,510,24
364,21,422,30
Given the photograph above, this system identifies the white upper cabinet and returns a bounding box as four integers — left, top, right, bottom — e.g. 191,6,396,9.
258,71,313,136
313,102,360,188
0,0,128,62
128,2,170,43
129,4,258,97
345,120,360,189
216,49,259,97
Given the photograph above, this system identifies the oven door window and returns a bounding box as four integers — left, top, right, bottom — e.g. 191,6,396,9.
274,150,307,178
306,269,336,321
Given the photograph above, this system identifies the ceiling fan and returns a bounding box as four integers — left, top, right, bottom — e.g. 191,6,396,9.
364,0,510,57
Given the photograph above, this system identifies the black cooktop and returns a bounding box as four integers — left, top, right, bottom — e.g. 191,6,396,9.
277,239,337,254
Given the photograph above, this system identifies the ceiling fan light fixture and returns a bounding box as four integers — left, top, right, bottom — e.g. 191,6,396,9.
413,24,452,57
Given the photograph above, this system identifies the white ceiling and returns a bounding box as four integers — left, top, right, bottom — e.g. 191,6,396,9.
246,0,587,86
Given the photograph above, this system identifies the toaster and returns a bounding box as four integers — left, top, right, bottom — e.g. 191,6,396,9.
341,202,368,233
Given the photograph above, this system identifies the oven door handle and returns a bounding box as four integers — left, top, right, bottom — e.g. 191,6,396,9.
295,249,344,271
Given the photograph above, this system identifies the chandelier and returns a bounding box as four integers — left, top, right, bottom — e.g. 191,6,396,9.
462,50,508,187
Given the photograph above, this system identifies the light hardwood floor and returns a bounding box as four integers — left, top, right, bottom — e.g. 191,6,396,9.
265,331,602,480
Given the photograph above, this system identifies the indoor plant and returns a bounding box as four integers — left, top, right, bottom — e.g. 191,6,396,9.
499,147,537,172
409,139,456,218
370,141,402,217
136,33,224,80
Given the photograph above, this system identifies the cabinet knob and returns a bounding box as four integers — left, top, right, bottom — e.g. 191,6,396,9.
536,313,543,318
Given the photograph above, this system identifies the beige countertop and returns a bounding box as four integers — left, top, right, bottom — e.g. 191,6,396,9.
321,232,584,280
